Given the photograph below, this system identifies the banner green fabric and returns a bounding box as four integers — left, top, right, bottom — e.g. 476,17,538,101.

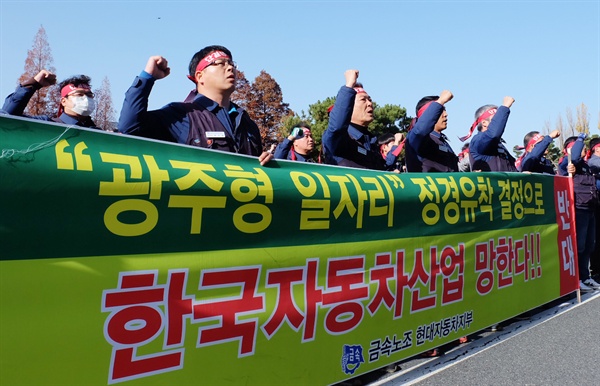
0,116,579,385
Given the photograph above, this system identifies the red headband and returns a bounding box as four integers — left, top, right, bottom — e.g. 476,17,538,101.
515,133,544,170
417,101,433,118
460,108,497,142
354,87,366,94
60,84,91,98
563,140,577,154
525,133,544,152
187,50,230,83
196,51,229,73
585,142,600,160
560,140,577,158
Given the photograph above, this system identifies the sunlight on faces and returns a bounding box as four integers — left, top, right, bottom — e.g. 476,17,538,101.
351,92,374,126
294,128,315,154
434,108,448,132
473,108,497,135
195,55,237,93
528,134,546,154
61,88,94,116
479,117,492,132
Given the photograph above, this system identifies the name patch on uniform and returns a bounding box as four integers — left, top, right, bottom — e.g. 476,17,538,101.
206,131,226,139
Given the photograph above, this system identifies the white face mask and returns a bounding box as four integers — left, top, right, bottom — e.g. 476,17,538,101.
70,96,95,116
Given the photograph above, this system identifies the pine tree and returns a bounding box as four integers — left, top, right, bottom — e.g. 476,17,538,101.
18,25,57,117
92,77,116,131
305,97,336,146
371,103,409,136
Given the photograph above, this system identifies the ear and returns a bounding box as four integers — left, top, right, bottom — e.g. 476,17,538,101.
60,97,68,107
195,71,203,85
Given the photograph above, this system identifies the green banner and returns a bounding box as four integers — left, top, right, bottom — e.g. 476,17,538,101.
0,116,579,385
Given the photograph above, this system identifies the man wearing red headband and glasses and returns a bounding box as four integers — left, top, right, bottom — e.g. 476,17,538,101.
515,130,560,173
461,97,516,172
405,90,456,172
321,69,383,170
118,45,271,165
2,70,99,129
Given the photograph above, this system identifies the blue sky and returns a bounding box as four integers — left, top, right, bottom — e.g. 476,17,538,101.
1,0,598,152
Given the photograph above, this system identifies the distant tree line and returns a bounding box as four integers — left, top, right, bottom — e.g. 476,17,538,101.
14,26,595,163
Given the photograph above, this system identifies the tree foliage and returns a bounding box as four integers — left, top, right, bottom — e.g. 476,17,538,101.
371,103,410,136
547,103,591,150
231,70,252,110
535,104,595,168
575,103,590,135
278,97,408,153
239,70,292,145
92,77,116,132
19,25,57,116
545,141,562,166
298,97,337,146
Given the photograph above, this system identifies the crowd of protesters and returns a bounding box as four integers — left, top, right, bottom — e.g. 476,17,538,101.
2,45,599,304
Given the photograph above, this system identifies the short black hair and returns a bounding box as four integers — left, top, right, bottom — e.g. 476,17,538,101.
377,132,395,146
563,136,578,149
292,122,312,131
58,75,91,90
523,131,540,148
188,45,233,78
474,104,497,131
415,96,438,115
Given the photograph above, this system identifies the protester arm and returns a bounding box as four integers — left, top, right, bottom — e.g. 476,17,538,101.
477,106,510,153
274,138,293,160
521,136,553,172
117,72,158,136
569,136,585,164
408,102,445,147
2,83,40,117
321,86,355,160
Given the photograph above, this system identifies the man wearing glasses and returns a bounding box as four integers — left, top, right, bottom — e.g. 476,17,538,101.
2,70,100,129
118,45,272,165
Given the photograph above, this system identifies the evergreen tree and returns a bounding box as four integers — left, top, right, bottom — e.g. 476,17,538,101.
545,141,562,167
371,103,409,136
305,97,336,146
